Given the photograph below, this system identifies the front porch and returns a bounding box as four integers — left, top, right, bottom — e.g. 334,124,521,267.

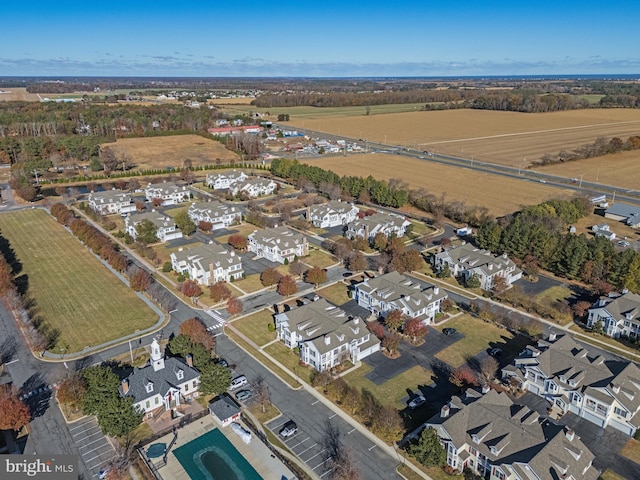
145,400,204,434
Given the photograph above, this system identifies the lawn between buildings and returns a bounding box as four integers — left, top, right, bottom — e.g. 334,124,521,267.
0,209,158,353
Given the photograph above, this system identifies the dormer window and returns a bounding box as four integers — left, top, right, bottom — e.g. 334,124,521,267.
176,369,184,380
145,382,154,393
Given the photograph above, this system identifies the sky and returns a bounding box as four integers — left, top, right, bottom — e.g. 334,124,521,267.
1,0,638,77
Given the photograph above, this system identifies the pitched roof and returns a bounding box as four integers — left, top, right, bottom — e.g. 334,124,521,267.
591,291,640,322
128,212,176,229
121,356,199,404
348,212,409,234
249,226,306,249
188,201,240,218
428,390,598,480
437,243,519,276
209,394,241,421
309,200,357,217
88,191,131,204
171,242,241,270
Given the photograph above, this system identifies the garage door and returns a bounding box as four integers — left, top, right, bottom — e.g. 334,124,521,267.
581,411,606,427
609,418,634,437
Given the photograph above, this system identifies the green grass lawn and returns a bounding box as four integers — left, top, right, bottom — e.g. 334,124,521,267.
232,273,266,293
163,205,189,219
213,223,258,245
263,342,314,385
153,241,200,265
302,248,336,269
231,309,276,347
535,285,572,304
342,363,433,409
435,315,515,368
1,209,158,352
316,282,351,306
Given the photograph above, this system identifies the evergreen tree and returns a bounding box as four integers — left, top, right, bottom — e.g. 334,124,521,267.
198,363,232,396
408,427,446,467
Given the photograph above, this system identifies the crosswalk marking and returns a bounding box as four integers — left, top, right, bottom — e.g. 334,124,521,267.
204,309,226,331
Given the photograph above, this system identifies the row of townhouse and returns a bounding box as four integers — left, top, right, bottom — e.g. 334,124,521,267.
205,171,277,198
354,271,447,325
306,200,359,228
274,297,380,372
345,211,411,242
145,182,191,206
88,191,137,215
502,332,640,437
125,212,183,242
247,226,308,264
170,242,243,285
188,201,242,231
433,243,522,290
425,388,599,480
587,290,640,339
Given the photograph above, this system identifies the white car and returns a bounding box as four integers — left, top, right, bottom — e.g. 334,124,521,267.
408,395,426,409
229,375,248,391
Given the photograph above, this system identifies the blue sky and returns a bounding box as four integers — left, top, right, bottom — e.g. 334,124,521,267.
1,0,637,77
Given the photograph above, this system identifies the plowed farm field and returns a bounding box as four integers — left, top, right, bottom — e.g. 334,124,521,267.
289,108,640,169
101,134,241,170
313,153,573,216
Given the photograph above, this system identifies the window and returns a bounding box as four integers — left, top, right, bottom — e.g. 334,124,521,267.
193,380,197,389
155,397,159,405
614,407,628,418
145,400,150,409
177,369,184,380
145,382,154,393
493,468,506,480
585,398,596,411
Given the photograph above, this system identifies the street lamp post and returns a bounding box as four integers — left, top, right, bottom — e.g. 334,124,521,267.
579,173,585,187
519,158,526,174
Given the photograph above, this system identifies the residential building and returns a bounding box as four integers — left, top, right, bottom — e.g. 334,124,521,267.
432,243,522,290
247,226,308,264
207,125,262,136
88,191,136,215
354,271,447,324
605,203,640,227
144,182,191,206
424,388,598,479
587,291,640,339
501,332,640,437
592,223,616,240
170,242,243,285
230,177,277,198
345,212,411,242
307,200,359,228
125,212,183,242
188,201,242,231
274,297,380,372
119,339,200,418
209,394,241,427
206,170,248,190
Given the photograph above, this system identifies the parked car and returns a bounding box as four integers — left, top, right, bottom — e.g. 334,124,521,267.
216,358,229,368
279,420,298,438
98,467,111,480
235,390,252,402
229,375,248,390
443,328,457,336
408,395,426,409
489,348,502,357
617,240,631,247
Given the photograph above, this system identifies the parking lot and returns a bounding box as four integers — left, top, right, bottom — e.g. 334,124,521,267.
68,417,116,477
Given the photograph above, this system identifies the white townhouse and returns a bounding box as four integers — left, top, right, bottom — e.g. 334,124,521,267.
354,271,447,325
502,332,640,437
188,201,242,231
230,177,277,198
170,243,243,286
587,291,640,339
433,243,522,290
425,389,598,480
345,212,411,242
119,339,200,419
307,200,359,228
274,297,380,372
205,170,248,190
247,226,308,264
144,182,191,205
87,191,136,215
125,212,183,243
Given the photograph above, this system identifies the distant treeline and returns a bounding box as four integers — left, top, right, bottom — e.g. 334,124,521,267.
534,134,640,166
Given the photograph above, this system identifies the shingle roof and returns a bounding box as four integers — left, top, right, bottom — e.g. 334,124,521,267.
309,200,357,217
249,226,306,249
121,356,199,404
436,243,519,277
188,201,240,219
209,394,241,421
128,212,176,229
171,242,241,271
591,291,640,322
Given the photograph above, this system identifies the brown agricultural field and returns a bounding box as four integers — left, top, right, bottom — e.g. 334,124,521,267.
209,97,255,105
100,134,241,170
289,109,640,169
536,149,640,190
0,87,41,102
314,153,574,216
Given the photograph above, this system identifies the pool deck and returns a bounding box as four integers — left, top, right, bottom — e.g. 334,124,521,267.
146,414,295,480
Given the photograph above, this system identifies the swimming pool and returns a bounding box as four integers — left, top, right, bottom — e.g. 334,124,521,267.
173,428,262,480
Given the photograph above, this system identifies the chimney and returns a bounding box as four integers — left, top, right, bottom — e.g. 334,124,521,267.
549,330,557,341
313,295,320,302
611,383,621,394
122,378,129,394
324,335,331,345
186,354,193,368
434,287,439,295
482,384,491,394
441,404,450,418
565,428,575,441
353,316,360,325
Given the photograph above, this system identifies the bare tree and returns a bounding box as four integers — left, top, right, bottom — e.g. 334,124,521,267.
253,374,270,413
322,420,361,480
478,356,499,385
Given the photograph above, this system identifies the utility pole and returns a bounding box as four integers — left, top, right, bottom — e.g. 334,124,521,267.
33,169,39,184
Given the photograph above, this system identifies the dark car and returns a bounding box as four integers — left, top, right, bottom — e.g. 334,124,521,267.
279,420,298,438
443,328,457,336
489,348,502,357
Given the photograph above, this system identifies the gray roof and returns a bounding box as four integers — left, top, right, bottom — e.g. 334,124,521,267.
274,298,375,355
347,212,409,235
209,394,241,421
171,242,241,271
88,191,131,204
121,356,199,404
591,291,640,322
249,226,306,249
605,202,640,219
188,201,240,219
427,390,598,480
309,200,357,217
128,212,176,229
436,243,519,277
145,182,189,196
